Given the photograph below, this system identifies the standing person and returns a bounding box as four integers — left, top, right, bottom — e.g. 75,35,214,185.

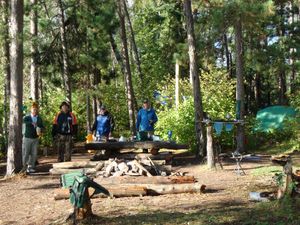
22,102,44,173
136,99,158,141
91,105,115,142
52,101,78,162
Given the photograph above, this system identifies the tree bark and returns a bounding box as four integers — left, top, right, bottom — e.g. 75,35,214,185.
175,59,180,109
183,0,205,159
30,0,39,101
254,73,262,109
86,70,91,130
123,0,143,83
206,124,215,169
117,0,136,135
234,18,245,153
86,95,91,132
278,3,288,105
57,0,72,109
92,67,101,121
109,32,125,74
278,69,287,105
6,0,24,176
1,0,10,151
223,33,233,77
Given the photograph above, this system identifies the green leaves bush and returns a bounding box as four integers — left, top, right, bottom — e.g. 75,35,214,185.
155,69,236,151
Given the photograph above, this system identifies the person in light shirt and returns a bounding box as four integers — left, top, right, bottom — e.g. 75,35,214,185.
22,102,44,173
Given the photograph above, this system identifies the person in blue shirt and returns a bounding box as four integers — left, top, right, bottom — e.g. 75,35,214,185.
91,105,115,142
136,99,158,136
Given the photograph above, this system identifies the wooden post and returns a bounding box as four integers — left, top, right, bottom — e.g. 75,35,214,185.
206,124,215,169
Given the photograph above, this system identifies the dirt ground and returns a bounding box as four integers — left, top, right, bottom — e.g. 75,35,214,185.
0,151,279,225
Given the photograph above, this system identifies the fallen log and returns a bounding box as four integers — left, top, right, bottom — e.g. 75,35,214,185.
54,186,147,200
94,175,196,185
54,183,204,200
52,161,104,169
49,168,97,175
145,183,205,195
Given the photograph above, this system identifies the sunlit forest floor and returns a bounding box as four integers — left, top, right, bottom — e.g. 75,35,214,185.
0,145,300,225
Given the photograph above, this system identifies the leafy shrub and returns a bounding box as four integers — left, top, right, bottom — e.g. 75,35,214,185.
155,69,236,151
156,98,197,150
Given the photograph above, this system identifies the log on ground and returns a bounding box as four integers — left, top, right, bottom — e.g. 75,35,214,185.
52,161,105,169
54,186,147,200
94,175,196,185
49,168,97,175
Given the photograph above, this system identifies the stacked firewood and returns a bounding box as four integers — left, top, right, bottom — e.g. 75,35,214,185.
50,157,171,177
52,157,206,200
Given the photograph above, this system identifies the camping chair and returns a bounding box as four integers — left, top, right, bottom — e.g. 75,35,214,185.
231,152,246,175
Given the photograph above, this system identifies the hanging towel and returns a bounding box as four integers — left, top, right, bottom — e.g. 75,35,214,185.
225,123,234,132
213,122,224,136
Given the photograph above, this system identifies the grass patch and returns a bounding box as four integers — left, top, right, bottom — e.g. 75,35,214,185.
251,166,282,177
257,141,296,155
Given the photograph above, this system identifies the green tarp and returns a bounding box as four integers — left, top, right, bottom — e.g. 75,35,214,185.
255,106,297,132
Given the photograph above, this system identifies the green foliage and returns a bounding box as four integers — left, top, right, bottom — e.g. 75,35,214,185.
290,91,300,111
155,69,235,151
91,82,129,135
156,98,196,150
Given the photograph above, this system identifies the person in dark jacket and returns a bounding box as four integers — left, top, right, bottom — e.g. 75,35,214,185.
52,101,78,162
22,102,44,173
91,105,114,142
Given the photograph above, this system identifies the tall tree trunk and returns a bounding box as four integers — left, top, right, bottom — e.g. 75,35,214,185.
206,124,215,169
123,0,143,83
30,0,39,101
6,0,24,176
39,72,43,104
223,33,233,77
109,32,125,74
175,59,180,109
86,72,91,132
183,0,205,159
92,67,101,121
117,0,136,135
57,0,72,109
1,0,10,151
278,3,288,105
278,69,287,105
234,18,245,153
290,1,296,94
255,73,262,109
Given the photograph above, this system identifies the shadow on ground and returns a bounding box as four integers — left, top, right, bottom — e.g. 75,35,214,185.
50,198,300,225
